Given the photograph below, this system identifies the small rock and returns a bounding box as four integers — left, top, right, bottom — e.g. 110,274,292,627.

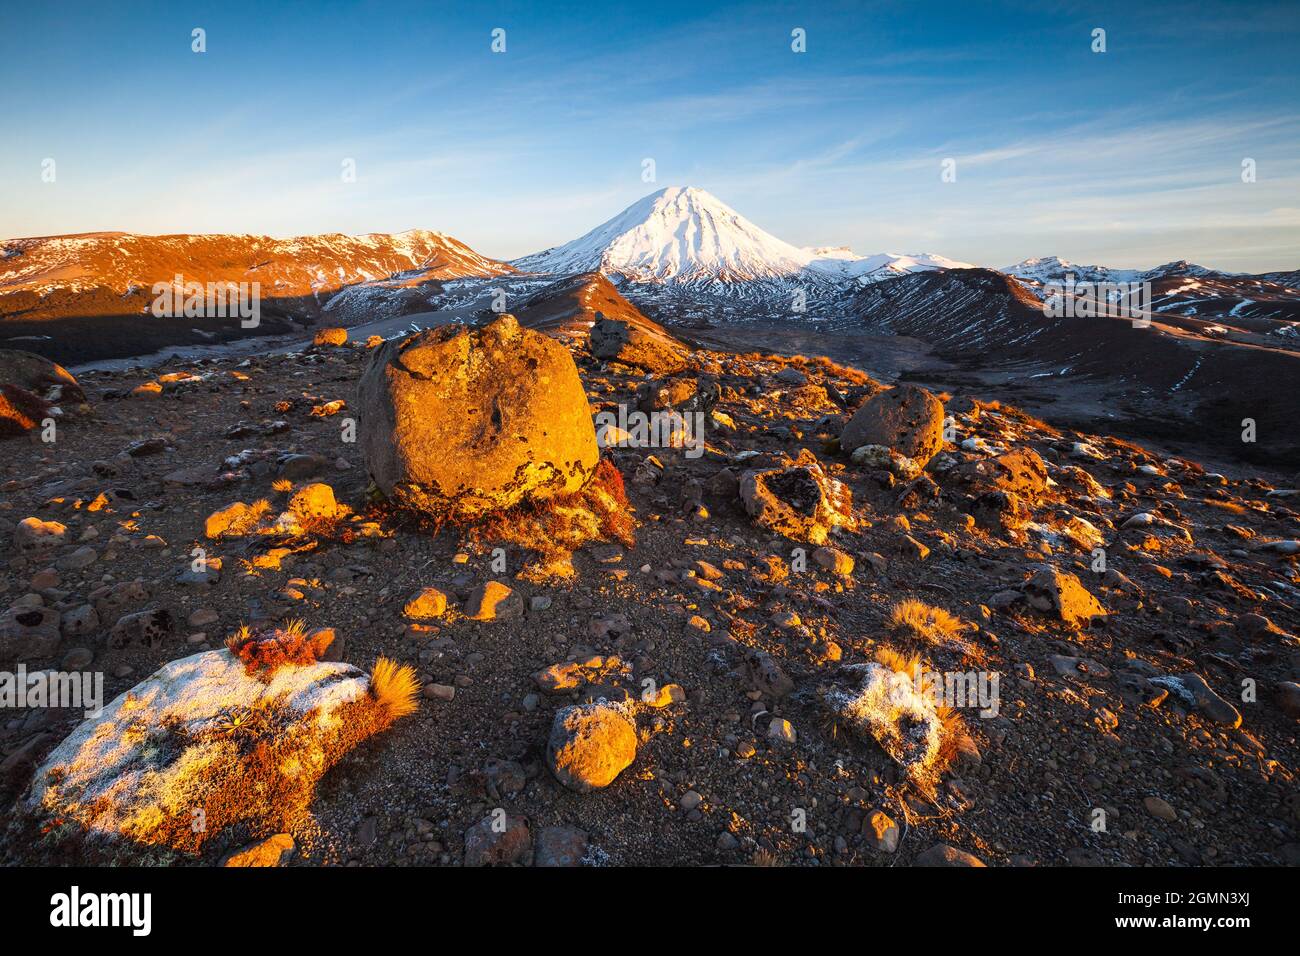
56,546,97,571
463,813,531,867
534,826,589,867
812,546,855,577
864,809,900,853
767,717,797,745
914,843,985,867
223,833,294,867
1143,796,1177,822
465,580,523,622
403,587,449,621
547,701,637,792
424,683,455,701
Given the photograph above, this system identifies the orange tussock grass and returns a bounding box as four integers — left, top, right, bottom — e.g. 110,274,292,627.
370,657,420,719
888,598,985,665
785,353,875,386
889,599,963,645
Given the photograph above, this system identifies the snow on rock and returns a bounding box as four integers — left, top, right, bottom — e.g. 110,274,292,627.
806,249,975,284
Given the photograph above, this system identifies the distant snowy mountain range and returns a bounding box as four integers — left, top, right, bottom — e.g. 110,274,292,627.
3,185,1296,361
1000,256,1223,286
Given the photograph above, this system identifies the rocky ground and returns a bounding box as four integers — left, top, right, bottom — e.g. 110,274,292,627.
1,327,1298,867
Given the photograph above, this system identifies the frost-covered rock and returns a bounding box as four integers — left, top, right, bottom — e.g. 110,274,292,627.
849,443,921,479
27,648,414,854
825,662,944,781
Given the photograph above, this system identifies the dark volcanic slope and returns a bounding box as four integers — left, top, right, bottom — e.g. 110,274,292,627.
512,271,678,340
848,269,1300,468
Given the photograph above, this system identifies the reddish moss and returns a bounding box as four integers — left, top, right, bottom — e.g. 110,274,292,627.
225,620,332,678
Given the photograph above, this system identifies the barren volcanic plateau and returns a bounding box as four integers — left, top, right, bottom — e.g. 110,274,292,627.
1,187,1298,873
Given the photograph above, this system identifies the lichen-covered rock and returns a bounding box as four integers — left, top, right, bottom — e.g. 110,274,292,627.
961,446,1050,499
547,701,637,792
0,604,61,662
841,384,945,467
26,648,415,856
739,449,857,545
357,314,599,520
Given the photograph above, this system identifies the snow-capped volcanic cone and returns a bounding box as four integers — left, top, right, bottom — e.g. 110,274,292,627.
514,186,813,284
514,186,973,291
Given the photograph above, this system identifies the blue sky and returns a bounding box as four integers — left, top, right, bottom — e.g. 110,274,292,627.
2,0,1298,270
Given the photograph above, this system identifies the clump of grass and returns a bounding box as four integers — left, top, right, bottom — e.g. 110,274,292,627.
271,478,294,493
226,619,334,678
369,658,420,719
875,644,922,678
889,599,963,645
785,353,875,386
888,599,986,664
